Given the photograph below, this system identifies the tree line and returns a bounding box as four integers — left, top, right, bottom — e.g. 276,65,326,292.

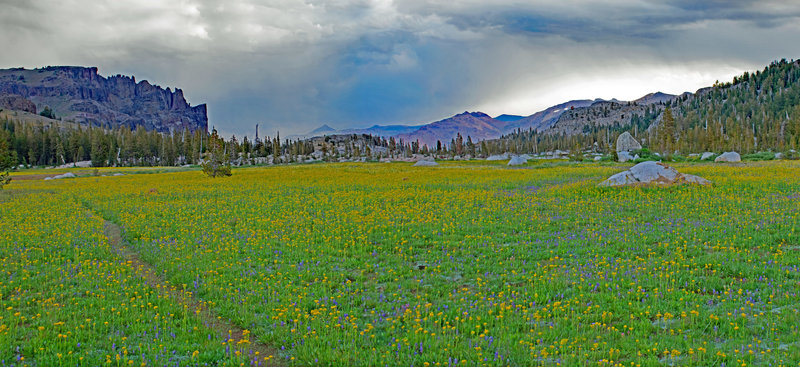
0,117,316,168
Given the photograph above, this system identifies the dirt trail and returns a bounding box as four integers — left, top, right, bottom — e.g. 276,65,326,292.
102,219,283,366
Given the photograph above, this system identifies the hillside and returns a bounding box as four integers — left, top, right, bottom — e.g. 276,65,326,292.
0,66,207,132
652,58,800,153
504,99,596,133
484,59,800,155
546,100,665,136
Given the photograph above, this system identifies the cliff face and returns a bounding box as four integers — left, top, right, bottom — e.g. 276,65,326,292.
0,66,207,132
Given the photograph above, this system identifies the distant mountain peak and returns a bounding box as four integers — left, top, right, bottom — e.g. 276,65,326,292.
455,111,491,118
634,91,676,105
310,124,336,134
494,114,524,122
397,111,502,146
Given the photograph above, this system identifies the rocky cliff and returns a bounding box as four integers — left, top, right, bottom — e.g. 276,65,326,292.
0,66,207,132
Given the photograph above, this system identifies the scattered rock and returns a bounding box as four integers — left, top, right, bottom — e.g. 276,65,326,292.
486,153,509,161
714,151,741,162
615,132,642,153
617,151,640,163
54,160,92,169
45,172,77,180
599,161,711,187
413,160,438,167
701,152,715,160
775,152,784,160
554,150,569,159
112,173,125,176
507,156,527,166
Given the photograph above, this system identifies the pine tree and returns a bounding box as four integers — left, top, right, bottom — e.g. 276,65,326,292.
658,107,676,154
90,129,108,167
201,128,232,177
0,129,15,188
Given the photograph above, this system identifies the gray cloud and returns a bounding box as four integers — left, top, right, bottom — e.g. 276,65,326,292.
1,0,799,137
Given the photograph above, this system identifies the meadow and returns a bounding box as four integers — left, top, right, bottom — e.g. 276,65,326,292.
1,160,799,366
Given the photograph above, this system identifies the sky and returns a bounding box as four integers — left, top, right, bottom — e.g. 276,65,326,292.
2,0,800,137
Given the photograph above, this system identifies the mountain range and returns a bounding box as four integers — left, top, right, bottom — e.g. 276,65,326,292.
0,65,685,146
0,66,207,132
297,92,681,147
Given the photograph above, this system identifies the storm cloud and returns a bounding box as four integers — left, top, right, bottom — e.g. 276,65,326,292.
1,0,799,136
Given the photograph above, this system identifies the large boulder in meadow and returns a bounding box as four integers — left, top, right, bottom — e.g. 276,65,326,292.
413,160,438,167
616,132,642,153
507,156,527,166
714,151,741,162
599,161,711,187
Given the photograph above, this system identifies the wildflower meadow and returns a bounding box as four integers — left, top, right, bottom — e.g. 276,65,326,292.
2,160,799,366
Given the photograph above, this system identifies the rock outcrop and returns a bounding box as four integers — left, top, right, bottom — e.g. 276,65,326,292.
714,152,741,162
599,161,711,187
0,66,207,132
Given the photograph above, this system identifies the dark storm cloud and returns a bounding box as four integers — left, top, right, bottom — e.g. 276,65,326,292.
0,0,799,137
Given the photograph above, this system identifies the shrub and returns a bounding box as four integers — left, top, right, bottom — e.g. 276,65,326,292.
39,106,56,119
742,151,776,161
